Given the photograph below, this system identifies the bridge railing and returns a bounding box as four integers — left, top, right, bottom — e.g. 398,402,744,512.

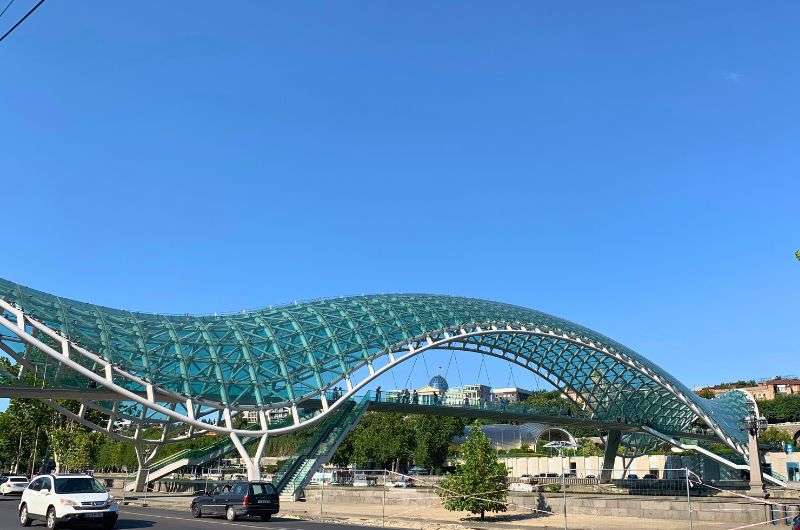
366,390,580,418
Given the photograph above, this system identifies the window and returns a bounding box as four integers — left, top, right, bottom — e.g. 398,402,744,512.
232,483,247,496
28,479,43,491
250,483,276,496
54,478,106,494
10,477,28,482
41,477,52,492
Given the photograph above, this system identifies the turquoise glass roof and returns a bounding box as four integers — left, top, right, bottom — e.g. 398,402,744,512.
0,277,752,449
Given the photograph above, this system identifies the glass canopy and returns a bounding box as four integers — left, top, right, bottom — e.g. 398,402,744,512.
0,277,753,451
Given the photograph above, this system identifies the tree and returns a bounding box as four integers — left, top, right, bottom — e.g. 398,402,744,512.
794,249,800,261
437,421,508,520
759,427,792,447
758,395,800,423
695,388,716,399
49,428,104,473
0,396,56,473
574,437,603,457
411,415,466,472
348,412,414,470
525,390,572,412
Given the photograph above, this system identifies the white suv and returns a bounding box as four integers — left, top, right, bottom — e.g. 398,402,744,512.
18,474,118,529
0,476,29,496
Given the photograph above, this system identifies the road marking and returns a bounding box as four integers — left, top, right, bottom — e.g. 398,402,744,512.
123,510,290,530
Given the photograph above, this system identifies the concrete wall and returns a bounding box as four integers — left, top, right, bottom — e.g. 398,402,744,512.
502,452,800,482
302,486,800,526
304,486,440,506
500,455,669,479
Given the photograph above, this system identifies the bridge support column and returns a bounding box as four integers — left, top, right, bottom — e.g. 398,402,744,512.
229,432,269,481
600,430,621,484
746,426,765,498
133,445,160,493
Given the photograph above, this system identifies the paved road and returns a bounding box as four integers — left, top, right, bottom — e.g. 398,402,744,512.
0,497,381,530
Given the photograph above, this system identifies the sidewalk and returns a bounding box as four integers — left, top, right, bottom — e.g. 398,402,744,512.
117,491,731,530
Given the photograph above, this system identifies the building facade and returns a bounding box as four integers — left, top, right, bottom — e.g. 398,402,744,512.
395,376,537,407
701,377,800,401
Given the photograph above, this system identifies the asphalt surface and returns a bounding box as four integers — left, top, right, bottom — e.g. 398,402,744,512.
0,496,382,530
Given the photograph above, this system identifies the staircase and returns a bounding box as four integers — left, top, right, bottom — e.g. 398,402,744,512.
274,396,369,502
124,436,250,491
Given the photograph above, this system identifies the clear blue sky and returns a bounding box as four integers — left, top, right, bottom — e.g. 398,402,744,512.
1,2,798,413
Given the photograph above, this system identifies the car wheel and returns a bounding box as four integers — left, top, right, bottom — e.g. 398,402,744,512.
191,503,202,518
260,514,271,521
18,504,32,527
226,506,237,521
46,506,58,529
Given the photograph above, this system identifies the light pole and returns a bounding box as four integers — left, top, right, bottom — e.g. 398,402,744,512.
743,412,768,497
544,440,577,530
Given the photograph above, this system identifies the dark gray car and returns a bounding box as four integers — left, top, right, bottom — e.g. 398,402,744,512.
190,481,279,522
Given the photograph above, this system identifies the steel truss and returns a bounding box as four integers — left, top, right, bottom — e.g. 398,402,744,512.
0,279,758,481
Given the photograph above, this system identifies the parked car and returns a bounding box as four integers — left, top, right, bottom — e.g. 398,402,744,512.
18,473,118,529
585,474,597,480
642,474,658,480
0,476,28,496
190,481,279,522
626,474,639,481
389,476,414,488
792,514,800,530
408,466,430,476
352,473,377,487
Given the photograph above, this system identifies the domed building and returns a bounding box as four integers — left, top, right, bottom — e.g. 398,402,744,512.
428,375,449,394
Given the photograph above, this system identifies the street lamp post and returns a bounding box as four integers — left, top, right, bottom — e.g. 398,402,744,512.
743,413,768,498
544,440,577,530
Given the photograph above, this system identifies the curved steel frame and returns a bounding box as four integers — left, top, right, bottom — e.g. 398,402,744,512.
0,278,754,460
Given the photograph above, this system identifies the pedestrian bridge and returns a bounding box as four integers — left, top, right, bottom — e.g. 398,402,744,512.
0,277,760,488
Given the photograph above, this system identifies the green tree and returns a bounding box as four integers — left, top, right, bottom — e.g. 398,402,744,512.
49,428,105,473
758,395,800,423
574,437,603,457
695,388,716,399
525,390,571,411
438,422,508,520
411,415,466,472
331,412,413,469
0,396,56,473
759,427,792,447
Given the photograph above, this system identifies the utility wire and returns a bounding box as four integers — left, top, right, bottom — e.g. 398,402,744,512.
0,0,17,18
0,0,47,45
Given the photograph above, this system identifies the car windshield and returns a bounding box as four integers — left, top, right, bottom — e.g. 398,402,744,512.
9,477,27,482
54,478,106,494
250,483,276,495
